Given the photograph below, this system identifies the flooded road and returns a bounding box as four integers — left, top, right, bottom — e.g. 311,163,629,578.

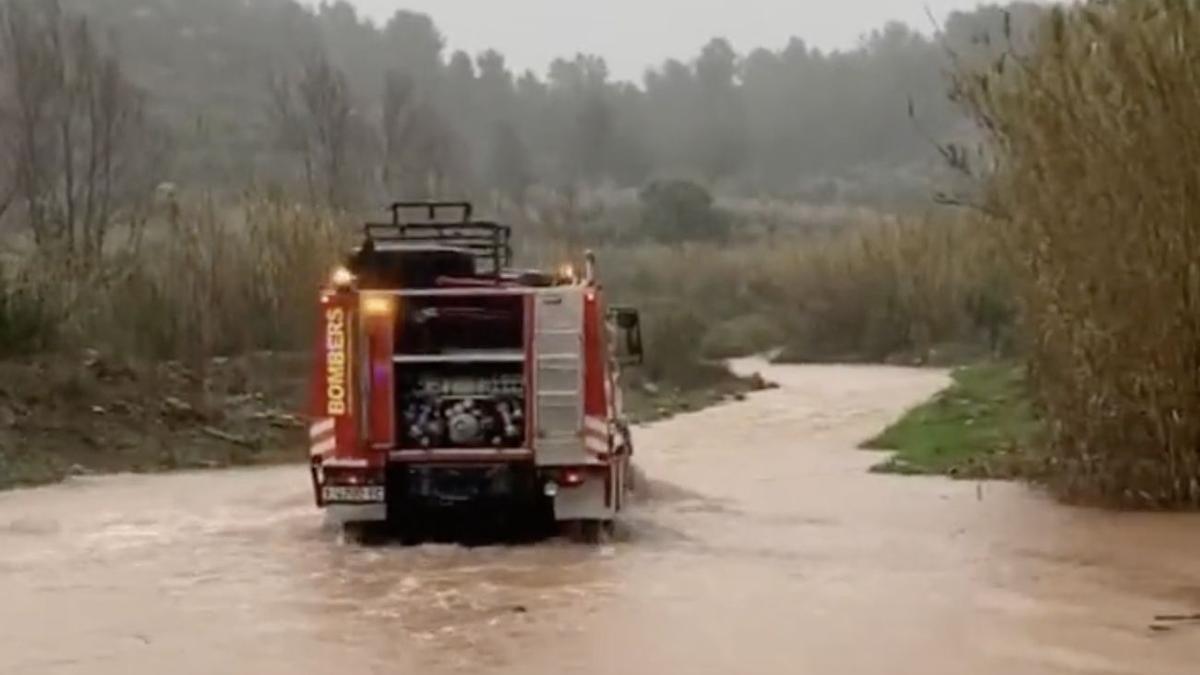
2,363,1199,675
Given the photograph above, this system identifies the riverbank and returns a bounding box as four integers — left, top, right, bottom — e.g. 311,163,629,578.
0,350,768,490
0,351,311,490
862,362,1041,479
622,369,775,425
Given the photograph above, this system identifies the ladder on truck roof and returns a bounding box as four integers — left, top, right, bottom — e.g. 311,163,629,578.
363,201,513,277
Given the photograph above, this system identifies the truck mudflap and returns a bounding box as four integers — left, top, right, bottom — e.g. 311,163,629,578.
540,410,633,522
552,473,614,521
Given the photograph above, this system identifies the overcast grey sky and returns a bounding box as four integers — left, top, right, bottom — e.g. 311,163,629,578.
349,0,993,81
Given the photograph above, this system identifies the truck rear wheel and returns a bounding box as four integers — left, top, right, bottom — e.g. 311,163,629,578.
341,522,386,545
563,519,611,544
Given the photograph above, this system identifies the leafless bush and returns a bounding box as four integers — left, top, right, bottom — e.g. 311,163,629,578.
953,1,1200,506
0,0,165,267
269,50,372,210
380,69,467,199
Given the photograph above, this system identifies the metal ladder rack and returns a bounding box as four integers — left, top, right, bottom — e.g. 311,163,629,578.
362,201,513,276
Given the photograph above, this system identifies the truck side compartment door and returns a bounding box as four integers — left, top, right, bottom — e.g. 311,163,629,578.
533,289,587,467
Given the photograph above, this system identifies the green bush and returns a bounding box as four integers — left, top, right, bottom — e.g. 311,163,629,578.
640,308,731,389
0,269,54,357
699,314,785,359
638,179,730,242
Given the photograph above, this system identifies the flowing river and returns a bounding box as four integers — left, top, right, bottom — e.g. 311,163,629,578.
2,362,1198,675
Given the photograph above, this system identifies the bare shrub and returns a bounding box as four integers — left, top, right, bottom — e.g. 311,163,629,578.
953,1,1200,506
380,69,468,200
0,0,165,267
270,51,372,210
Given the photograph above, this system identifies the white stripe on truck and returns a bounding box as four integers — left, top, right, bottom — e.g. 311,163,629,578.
310,436,337,457
309,418,336,439
585,436,610,456
584,416,608,436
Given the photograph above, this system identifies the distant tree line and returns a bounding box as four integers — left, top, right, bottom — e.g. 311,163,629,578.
0,0,1045,217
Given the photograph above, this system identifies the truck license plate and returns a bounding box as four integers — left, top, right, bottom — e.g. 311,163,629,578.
322,486,385,503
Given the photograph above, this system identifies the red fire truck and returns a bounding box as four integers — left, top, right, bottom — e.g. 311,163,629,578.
307,202,643,540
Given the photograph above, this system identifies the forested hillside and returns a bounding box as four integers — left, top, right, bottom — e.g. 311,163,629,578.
59,0,1043,207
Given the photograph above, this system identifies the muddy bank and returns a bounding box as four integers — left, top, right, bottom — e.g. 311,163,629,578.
0,351,310,489
1,361,1198,675
0,350,764,489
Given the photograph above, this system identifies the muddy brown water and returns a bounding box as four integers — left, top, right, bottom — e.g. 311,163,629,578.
2,362,1199,675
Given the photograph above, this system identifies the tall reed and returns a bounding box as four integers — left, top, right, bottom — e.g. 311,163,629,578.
954,0,1200,506
5,193,349,363
599,214,1011,368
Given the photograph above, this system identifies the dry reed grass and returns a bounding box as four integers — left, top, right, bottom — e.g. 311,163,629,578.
954,0,1200,506
1,188,1011,411
1,193,348,364
599,214,1012,369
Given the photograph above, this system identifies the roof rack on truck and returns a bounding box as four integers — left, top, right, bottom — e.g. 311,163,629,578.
361,201,513,277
